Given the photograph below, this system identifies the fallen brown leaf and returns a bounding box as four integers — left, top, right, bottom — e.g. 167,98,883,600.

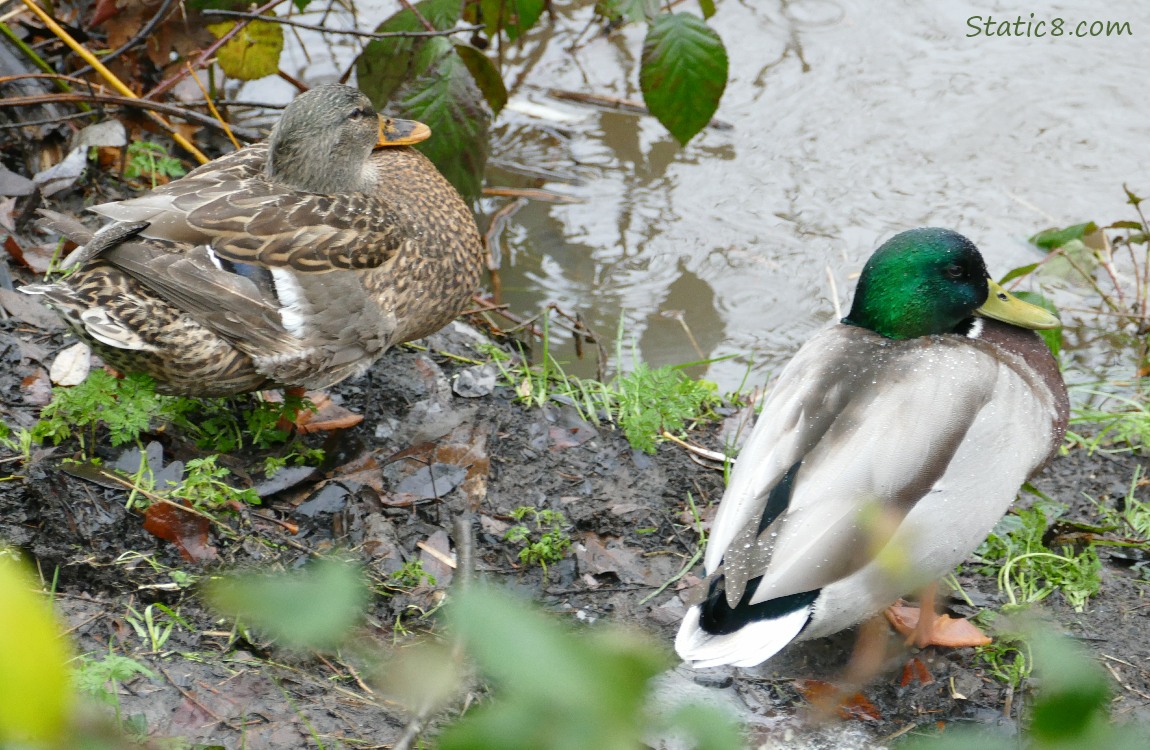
144,502,217,563
795,679,881,722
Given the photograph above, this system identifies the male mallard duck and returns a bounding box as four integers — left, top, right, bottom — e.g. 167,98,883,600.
23,84,483,397
675,228,1068,668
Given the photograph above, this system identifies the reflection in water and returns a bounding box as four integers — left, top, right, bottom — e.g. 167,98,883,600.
489,0,1147,390
637,262,727,375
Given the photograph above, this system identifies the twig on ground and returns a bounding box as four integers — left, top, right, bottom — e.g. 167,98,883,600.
638,548,700,605
660,430,728,463
157,665,240,731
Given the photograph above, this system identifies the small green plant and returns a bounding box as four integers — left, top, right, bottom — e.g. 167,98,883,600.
74,653,155,713
972,503,1101,612
388,560,437,590
504,507,572,578
162,392,315,453
971,611,1033,688
614,362,721,453
169,456,260,509
1066,387,1150,454
123,140,186,188
484,315,724,453
123,604,186,653
0,421,34,464
1005,188,1150,372
32,371,164,454
1089,465,1150,542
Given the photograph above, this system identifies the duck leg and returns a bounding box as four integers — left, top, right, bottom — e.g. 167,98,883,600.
884,582,991,648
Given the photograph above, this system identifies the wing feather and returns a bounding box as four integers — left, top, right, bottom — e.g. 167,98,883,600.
708,325,1057,614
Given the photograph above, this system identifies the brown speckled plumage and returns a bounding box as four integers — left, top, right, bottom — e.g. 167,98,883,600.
23,85,483,396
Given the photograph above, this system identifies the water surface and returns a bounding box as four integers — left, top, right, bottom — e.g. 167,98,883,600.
249,0,1149,390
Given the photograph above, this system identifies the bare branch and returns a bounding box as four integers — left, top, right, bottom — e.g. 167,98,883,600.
201,10,483,40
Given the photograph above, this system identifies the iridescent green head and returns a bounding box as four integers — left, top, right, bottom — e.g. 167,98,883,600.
843,228,1059,339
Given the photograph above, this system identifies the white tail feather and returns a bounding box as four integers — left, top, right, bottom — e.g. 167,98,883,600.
675,604,811,669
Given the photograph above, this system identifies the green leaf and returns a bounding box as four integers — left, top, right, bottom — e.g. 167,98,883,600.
206,559,368,650
697,0,716,19
0,555,72,745
355,0,464,106
1107,220,1143,230
481,0,546,41
398,44,491,202
668,704,742,750
640,13,728,146
455,43,507,115
207,18,284,81
440,585,671,750
291,0,312,11
1028,631,1110,743
603,0,658,23
997,262,1038,285
1029,221,1098,250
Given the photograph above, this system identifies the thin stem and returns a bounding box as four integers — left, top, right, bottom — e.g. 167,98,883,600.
202,10,481,39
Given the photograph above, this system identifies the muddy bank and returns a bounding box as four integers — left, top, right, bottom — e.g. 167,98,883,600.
1,297,1148,748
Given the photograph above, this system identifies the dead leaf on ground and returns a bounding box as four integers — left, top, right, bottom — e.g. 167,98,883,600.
144,501,217,563
395,463,468,500
0,166,35,197
330,452,385,493
795,679,882,722
49,342,91,386
21,368,52,405
419,529,454,587
292,391,364,433
33,147,86,197
0,288,63,330
5,235,57,274
576,533,656,585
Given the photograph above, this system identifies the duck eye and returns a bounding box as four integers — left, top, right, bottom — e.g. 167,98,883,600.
348,107,370,120
944,263,964,279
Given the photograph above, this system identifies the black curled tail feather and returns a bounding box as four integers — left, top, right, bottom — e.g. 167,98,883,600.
699,574,820,636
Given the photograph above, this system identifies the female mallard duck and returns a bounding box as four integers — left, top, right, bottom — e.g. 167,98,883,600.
675,228,1068,668
24,84,483,397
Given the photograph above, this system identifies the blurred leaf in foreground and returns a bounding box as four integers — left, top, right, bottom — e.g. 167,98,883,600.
439,584,739,750
0,552,73,746
640,13,728,146
904,620,1146,750
206,558,367,650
